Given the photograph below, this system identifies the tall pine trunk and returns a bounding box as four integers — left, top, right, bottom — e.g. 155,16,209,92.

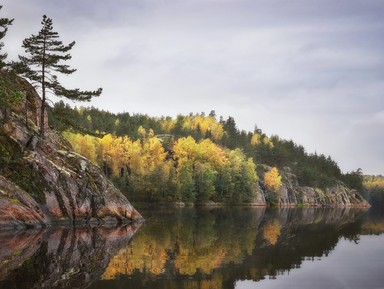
39,36,46,138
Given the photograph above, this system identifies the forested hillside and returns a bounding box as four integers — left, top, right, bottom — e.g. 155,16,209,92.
48,101,364,204
363,175,384,208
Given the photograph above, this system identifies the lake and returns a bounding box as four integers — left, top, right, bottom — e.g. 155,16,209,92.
0,207,383,289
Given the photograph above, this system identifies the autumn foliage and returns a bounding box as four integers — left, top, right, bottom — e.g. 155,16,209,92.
52,103,361,203
264,167,282,193
64,126,259,203
263,219,282,245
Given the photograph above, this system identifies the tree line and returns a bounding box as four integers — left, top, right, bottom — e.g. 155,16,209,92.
363,175,384,208
53,103,366,204
51,102,358,188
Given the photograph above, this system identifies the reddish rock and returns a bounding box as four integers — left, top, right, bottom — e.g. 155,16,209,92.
0,72,143,229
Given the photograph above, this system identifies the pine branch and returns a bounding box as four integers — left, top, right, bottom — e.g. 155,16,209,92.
0,5,14,67
54,85,103,101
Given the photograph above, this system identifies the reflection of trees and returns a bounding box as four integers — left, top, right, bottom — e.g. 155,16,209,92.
362,222,384,235
263,219,281,245
361,208,384,235
0,208,374,289
103,208,262,279
100,208,370,289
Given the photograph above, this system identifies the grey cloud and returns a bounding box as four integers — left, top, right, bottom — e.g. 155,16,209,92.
1,0,383,174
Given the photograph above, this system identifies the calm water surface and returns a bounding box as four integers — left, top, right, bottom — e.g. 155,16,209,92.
0,207,383,289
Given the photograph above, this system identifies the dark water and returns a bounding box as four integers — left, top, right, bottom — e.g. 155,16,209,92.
0,207,383,289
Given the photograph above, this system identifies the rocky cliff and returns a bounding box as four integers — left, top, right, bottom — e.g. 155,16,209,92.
253,166,369,207
0,71,143,229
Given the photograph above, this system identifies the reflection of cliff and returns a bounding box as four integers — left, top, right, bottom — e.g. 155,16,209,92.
100,207,368,288
0,224,141,289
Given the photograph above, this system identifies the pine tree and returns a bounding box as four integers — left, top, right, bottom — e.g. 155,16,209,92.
0,5,13,68
14,15,102,137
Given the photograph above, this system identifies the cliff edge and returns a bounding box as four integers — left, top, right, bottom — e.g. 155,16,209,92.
252,166,370,207
0,71,143,230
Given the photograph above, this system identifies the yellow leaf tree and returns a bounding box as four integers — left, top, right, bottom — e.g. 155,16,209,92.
264,167,282,193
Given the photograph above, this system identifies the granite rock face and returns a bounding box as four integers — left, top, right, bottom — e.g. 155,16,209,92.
0,176,48,229
264,169,369,207
0,72,142,229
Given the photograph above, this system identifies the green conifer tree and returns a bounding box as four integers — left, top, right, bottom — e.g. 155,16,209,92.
0,5,13,68
14,15,102,137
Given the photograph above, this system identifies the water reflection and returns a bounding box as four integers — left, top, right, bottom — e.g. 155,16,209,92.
0,224,141,289
0,208,383,289
236,235,384,289
92,207,382,289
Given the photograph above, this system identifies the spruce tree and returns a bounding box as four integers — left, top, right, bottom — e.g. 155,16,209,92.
0,5,14,68
14,15,102,138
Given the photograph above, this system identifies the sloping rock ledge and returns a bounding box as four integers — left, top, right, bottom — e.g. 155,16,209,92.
0,71,143,230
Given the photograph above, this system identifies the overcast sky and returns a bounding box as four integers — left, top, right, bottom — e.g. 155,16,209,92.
2,0,384,175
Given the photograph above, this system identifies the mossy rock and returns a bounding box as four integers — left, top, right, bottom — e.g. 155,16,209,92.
6,162,47,204
0,135,23,171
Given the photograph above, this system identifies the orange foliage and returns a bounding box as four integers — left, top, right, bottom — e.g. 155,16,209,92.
263,219,281,245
